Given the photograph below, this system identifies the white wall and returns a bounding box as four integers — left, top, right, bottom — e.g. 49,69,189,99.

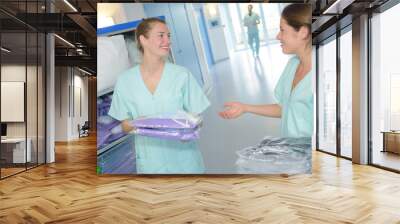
1,65,26,139
1,65,25,132
55,67,68,141
1,65,26,81
55,67,89,141
72,74,89,138
1,64,46,164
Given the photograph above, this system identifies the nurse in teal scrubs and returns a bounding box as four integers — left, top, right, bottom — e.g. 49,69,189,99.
108,18,210,174
243,4,261,57
219,4,313,138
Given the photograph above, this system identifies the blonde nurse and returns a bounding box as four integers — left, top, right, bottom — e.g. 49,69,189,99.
109,18,210,173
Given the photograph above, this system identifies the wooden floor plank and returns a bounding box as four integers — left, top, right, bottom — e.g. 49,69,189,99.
0,135,400,223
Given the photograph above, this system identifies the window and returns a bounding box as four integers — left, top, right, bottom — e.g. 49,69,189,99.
390,74,400,130
370,2,400,171
340,28,352,158
317,36,337,155
0,1,47,179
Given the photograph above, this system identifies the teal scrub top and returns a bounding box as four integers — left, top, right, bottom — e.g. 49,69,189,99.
243,13,260,34
108,62,210,174
274,57,314,138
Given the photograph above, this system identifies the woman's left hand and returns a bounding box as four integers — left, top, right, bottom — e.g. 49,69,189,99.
219,102,246,119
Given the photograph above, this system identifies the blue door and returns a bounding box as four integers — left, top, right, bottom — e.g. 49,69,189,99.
196,7,214,67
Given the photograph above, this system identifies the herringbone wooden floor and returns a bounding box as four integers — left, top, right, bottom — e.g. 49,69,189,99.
1,135,400,224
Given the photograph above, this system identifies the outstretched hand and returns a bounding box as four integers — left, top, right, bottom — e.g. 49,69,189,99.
219,102,246,119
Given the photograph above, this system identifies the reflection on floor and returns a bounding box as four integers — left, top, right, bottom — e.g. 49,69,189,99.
200,44,290,173
0,162,41,179
0,167,25,178
317,141,336,155
340,146,353,159
373,150,400,171
1,135,400,223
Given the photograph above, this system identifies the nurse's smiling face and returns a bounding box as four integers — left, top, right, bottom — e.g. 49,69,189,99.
276,18,309,55
140,22,171,58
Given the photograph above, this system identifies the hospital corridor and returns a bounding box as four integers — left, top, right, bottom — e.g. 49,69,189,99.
199,43,290,172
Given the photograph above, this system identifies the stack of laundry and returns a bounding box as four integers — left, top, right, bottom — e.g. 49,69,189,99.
97,94,127,149
236,136,312,174
111,111,202,141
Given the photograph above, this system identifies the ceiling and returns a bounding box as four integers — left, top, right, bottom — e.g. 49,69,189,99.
0,0,97,74
311,0,391,43
1,0,395,75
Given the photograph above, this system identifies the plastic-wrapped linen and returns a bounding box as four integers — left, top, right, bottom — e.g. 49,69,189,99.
134,127,200,141
132,111,202,129
111,111,202,141
236,136,312,174
97,93,128,149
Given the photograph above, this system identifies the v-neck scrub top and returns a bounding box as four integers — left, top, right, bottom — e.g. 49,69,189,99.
243,13,260,34
108,62,210,174
274,57,314,138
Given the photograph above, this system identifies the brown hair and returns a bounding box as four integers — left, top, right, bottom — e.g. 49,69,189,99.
281,4,311,36
136,17,166,54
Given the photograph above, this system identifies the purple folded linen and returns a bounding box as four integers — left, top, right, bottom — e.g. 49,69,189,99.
133,118,199,129
134,127,200,141
108,111,203,141
132,111,202,129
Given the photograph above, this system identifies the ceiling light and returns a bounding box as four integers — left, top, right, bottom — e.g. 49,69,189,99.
63,0,78,12
205,4,218,18
1,47,11,53
78,67,92,76
54,34,75,48
76,48,85,55
323,0,355,15
98,16,115,28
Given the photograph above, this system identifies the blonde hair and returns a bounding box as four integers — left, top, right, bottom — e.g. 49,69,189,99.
136,18,166,54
